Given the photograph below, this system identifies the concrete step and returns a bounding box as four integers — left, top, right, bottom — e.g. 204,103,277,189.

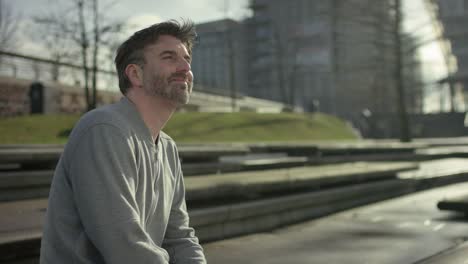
5,143,468,173
0,160,306,202
0,179,414,261
2,159,468,261
182,162,243,176
316,142,417,156
308,152,426,164
0,148,61,168
185,162,418,202
415,146,468,158
0,144,251,168
0,171,53,202
191,178,415,242
177,144,250,163
414,136,468,147
220,153,309,170
0,160,415,203
398,158,468,189
0,171,53,187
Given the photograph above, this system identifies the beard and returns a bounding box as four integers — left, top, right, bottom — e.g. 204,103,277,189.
143,72,193,105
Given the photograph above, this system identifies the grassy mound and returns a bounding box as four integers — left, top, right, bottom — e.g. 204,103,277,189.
0,112,358,144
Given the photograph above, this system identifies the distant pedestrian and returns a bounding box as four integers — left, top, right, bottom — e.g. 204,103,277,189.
40,19,206,263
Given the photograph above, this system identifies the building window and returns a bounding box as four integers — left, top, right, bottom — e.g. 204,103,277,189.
439,0,464,16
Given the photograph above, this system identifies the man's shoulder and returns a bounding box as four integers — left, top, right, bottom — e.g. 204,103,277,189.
74,103,128,134
64,102,133,150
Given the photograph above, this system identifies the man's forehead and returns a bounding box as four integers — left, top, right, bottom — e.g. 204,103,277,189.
146,35,189,54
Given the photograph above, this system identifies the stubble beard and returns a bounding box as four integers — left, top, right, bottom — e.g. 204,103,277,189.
144,74,192,106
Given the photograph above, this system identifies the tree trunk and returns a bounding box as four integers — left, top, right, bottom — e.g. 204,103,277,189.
91,0,99,110
78,0,90,111
394,0,411,142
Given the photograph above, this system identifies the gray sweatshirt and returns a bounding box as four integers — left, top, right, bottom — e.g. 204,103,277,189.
40,97,206,263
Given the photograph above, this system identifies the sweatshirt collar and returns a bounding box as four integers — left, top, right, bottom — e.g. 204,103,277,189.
118,96,158,145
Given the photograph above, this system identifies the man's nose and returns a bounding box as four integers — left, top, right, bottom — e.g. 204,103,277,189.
177,57,191,72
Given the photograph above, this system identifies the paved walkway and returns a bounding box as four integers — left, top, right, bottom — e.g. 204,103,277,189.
0,199,46,245
203,182,468,264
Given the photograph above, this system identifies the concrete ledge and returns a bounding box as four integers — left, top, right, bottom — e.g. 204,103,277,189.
220,153,309,170
0,162,417,203
178,145,250,163
249,143,319,156
0,144,63,149
191,179,415,242
0,144,251,167
0,171,53,188
182,162,242,176
415,146,468,159
308,152,426,165
185,162,418,201
4,164,468,261
0,180,413,259
398,158,468,190
0,188,51,203
0,171,53,202
5,143,468,171
0,148,62,165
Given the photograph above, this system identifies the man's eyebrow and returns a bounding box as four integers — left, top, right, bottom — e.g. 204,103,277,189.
159,50,177,57
159,50,192,59
159,50,191,61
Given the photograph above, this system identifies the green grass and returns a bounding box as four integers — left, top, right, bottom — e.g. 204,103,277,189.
0,114,79,144
0,112,358,144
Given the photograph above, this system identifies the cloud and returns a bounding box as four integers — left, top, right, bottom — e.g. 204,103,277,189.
118,0,250,24
125,14,164,33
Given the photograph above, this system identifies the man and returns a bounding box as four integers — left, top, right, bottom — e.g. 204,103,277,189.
40,20,206,263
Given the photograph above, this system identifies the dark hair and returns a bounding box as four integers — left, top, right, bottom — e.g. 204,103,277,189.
114,19,197,94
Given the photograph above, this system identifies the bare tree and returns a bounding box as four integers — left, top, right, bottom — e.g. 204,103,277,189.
32,8,78,82
34,0,123,111
392,0,411,142
0,0,20,65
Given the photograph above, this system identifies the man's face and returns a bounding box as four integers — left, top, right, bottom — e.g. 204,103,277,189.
141,35,193,106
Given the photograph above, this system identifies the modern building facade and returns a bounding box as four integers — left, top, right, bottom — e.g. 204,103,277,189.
246,0,424,118
432,0,468,109
191,19,248,100
192,0,424,120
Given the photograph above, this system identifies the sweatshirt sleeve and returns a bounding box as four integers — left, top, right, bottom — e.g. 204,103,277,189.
68,124,170,264
162,144,206,264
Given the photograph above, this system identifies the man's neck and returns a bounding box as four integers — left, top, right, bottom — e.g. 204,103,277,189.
126,91,176,142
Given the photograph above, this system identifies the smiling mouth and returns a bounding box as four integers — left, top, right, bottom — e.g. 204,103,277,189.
171,81,189,90
170,79,187,83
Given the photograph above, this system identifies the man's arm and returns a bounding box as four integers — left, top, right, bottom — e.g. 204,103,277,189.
162,145,206,264
69,124,170,263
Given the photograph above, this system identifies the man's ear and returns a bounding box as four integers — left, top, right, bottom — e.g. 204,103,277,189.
125,64,144,88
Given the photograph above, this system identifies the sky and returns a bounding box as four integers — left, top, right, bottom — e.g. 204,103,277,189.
12,0,251,25
8,0,452,112
11,0,251,55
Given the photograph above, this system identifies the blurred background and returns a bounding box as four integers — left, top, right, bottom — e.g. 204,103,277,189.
1,0,467,142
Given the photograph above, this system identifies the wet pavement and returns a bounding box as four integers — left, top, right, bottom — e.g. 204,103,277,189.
203,182,468,264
